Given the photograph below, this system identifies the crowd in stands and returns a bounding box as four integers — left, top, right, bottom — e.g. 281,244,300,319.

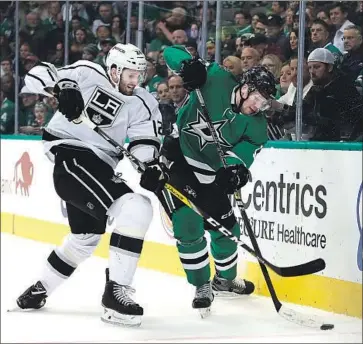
0,1,362,141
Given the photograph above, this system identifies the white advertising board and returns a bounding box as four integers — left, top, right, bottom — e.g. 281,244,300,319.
1,140,362,285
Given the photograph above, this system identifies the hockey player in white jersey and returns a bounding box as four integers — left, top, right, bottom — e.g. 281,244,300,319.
16,44,161,327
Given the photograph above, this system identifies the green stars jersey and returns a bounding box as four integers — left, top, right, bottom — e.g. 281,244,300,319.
163,45,268,183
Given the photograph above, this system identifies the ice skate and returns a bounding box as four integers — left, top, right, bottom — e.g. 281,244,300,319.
101,279,143,327
192,281,214,319
16,281,48,310
212,273,255,297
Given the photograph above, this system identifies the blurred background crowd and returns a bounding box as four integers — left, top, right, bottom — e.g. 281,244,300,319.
1,1,362,141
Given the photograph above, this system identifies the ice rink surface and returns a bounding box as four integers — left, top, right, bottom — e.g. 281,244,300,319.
1,233,362,343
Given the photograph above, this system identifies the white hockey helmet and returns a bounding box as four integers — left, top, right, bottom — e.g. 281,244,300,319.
24,62,59,97
106,43,147,89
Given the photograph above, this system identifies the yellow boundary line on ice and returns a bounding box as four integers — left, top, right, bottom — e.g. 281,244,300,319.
1,212,361,318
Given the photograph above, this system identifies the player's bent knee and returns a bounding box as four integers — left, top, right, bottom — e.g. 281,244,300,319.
107,193,153,239
57,233,102,265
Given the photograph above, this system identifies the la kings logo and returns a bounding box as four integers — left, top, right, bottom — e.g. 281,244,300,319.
85,87,124,128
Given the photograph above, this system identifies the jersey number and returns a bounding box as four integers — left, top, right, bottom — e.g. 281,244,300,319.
85,87,124,128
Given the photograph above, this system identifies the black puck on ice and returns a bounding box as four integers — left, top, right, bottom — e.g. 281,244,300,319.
320,324,334,330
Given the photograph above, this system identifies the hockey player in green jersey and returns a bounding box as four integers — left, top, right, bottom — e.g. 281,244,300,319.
139,45,277,316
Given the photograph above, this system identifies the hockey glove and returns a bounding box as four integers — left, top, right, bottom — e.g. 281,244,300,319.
215,164,251,194
53,79,84,122
179,57,207,92
159,100,176,136
160,135,184,163
140,161,170,194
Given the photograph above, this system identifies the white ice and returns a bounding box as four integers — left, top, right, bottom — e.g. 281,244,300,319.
1,233,362,343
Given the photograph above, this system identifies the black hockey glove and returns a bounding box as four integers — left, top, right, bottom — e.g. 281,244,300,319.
160,135,184,163
140,160,170,194
179,57,207,92
215,164,251,194
53,79,84,122
159,100,176,136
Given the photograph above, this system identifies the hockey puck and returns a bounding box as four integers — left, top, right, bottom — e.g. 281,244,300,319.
320,324,334,330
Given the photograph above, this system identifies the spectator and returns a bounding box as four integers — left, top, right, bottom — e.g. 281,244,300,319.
341,25,363,82
234,10,253,36
92,2,113,35
29,101,51,135
20,11,48,59
234,36,245,56
69,15,93,43
94,37,116,70
45,12,64,53
277,62,293,98
0,73,15,134
251,13,268,33
223,56,243,77
316,7,332,26
167,74,188,109
330,2,355,53
111,15,125,44
206,38,216,62
82,44,99,62
241,47,260,71
307,48,363,141
309,19,342,63
261,54,282,80
47,41,64,67
289,29,298,56
1,57,12,77
42,1,61,32
271,1,287,17
18,88,39,135
248,34,268,59
186,22,199,42
149,22,171,55
266,14,290,61
143,57,164,98
95,25,112,45
172,29,188,45
0,33,12,60
156,81,170,101
185,40,198,57
254,16,268,35
70,28,90,63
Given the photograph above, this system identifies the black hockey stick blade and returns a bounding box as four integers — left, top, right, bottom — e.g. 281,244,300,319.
274,258,326,277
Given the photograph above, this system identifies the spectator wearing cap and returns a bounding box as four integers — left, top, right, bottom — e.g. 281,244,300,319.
330,3,355,53
309,19,342,64
241,47,260,72
185,40,198,57
252,13,268,33
234,10,253,36
248,34,268,59
82,44,99,62
341,25,363,83
206,38,216,62
306,48,363,141
92,2,113,35
94,37,116,70
266,14,290,61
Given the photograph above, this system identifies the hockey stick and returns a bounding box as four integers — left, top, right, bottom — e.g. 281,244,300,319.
78,114,324,278
194,89,333,330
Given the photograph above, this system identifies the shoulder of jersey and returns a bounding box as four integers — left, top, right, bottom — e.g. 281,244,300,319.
59,60,108,78
133,87,158,105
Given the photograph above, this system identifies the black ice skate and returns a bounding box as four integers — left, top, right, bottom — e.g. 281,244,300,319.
192,281,214,319
212,273,255,297
101,280,143,327
16,281,48,310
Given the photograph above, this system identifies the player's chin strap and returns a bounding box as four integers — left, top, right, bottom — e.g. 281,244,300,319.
75,113,325,275
193,89,333,331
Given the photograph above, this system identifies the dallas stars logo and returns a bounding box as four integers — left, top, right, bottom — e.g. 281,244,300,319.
182,109,231,151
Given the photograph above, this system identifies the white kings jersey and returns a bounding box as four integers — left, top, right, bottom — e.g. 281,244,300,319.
25,60,162,169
